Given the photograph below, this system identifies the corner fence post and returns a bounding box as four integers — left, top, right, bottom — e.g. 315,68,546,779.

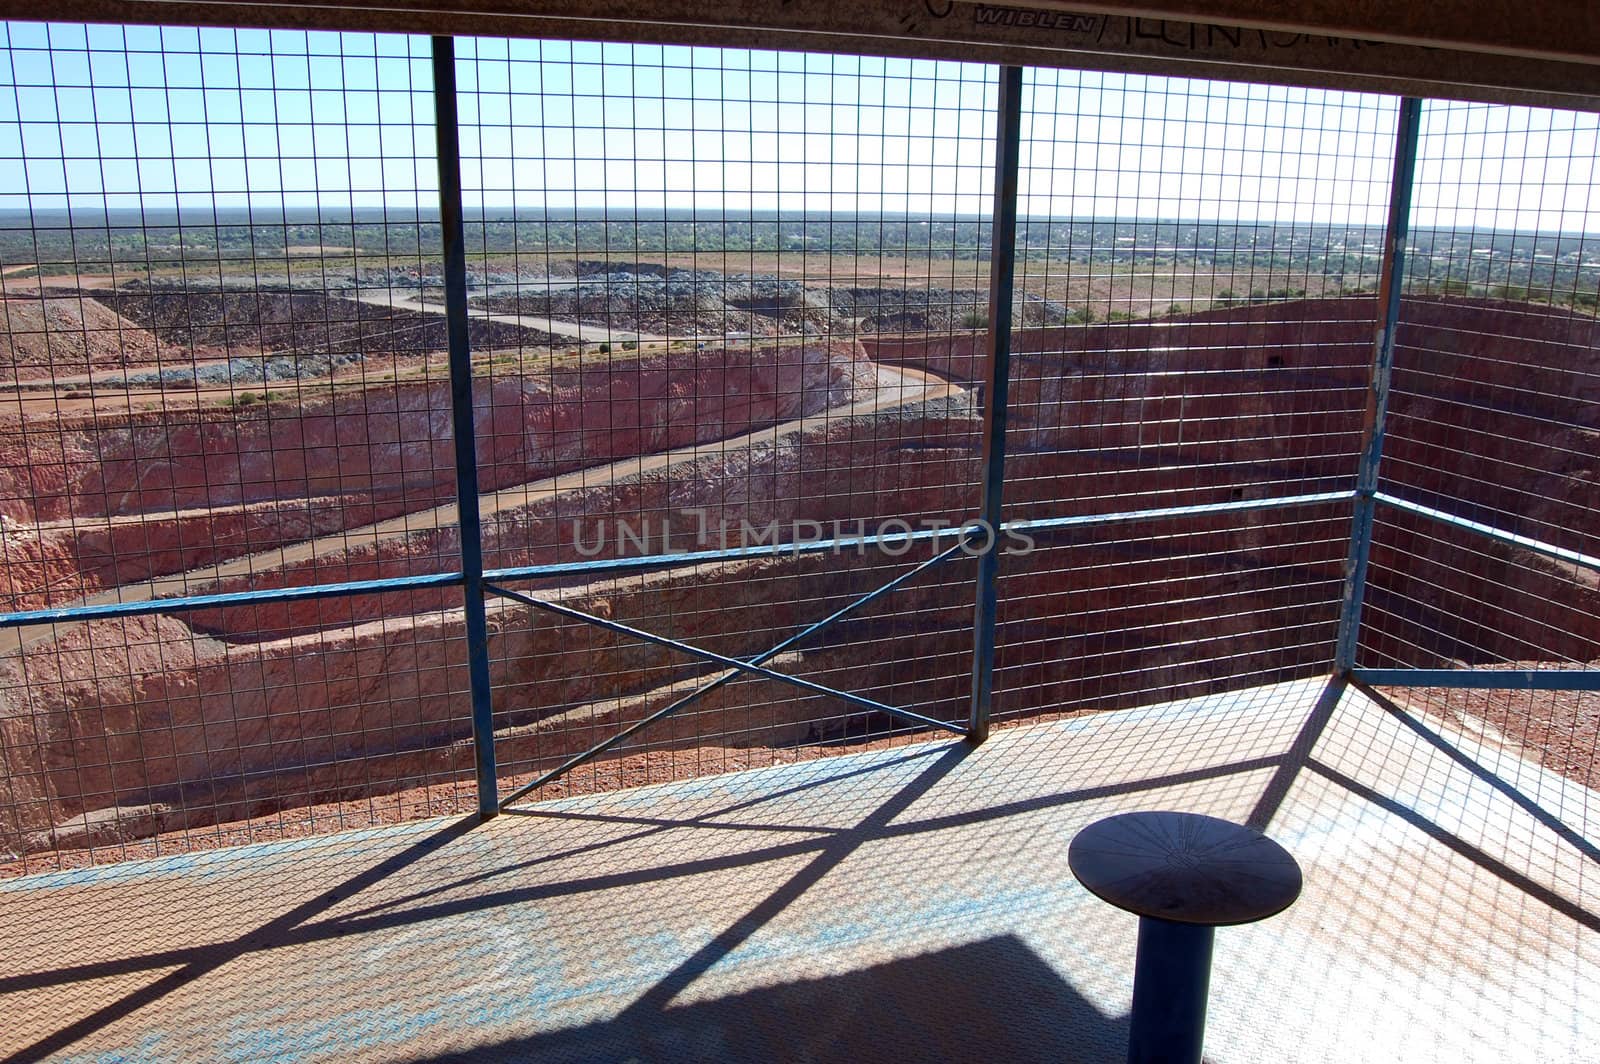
968,65,1024,744
1336,97,1423,674
432,35,498,818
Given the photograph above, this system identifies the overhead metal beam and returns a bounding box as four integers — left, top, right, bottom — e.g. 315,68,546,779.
20,0,1600,113
1039,1,1600,67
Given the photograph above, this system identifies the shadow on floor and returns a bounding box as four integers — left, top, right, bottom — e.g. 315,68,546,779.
408,934,1130,1064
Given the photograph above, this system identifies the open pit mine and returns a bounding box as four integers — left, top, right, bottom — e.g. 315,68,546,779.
0,278,1595,858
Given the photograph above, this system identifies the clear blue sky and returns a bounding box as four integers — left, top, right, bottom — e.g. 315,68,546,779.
1,20,1596,231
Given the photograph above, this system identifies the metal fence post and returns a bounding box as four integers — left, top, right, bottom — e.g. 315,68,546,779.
968,65,1024,744
431,35,499,818
1335,97,1423,673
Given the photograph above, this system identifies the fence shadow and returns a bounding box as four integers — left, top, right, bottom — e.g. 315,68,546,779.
405,934,1130,1064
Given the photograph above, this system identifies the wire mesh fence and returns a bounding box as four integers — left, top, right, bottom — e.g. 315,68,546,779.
1386,100,1600,562
993,72,1394,723
1360,99,1600,664
451,42,994,797
0,19,1594,890
0,14,1599,1064
1353,98,1600,797
0,24,488,873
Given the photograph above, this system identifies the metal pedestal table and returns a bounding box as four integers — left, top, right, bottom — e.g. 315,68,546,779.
1068,810,1303,1064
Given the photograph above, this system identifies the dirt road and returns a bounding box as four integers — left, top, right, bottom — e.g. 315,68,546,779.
351,286,668,344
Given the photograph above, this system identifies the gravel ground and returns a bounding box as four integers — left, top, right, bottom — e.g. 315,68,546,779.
1377,665,1600,788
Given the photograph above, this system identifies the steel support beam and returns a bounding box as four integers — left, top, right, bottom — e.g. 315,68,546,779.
432,35,499,819
1009,490,1352,539
968,64,1024,746
1049,1,1600,67
1334,96,1421,675
0,491,1353,634
0,571,464,629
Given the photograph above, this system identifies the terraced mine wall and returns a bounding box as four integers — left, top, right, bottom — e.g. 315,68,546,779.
0,338,873,609
3,298,1597,853
870,296,1600,663
1369,298,1600,667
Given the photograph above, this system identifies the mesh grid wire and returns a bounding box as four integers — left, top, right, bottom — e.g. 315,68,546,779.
452,43,992,796
993,72,1396,722
0,30,1001,870
0,24,493,874
1359,98,1600,793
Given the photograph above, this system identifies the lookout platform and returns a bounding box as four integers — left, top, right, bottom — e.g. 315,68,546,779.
3,677,1596,1063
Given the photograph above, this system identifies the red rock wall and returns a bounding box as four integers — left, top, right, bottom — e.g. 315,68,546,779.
1385,297,1600,559
863,296,1377,383
0,339,871,609
1365,296,1600,665
870,298,1374,511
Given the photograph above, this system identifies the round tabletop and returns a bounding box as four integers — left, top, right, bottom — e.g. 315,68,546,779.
1067,811,1302,927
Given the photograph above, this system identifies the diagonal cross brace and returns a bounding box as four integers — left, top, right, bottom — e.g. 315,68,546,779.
488,544,970,806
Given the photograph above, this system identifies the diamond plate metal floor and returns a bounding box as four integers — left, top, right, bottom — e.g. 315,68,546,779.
3,677,1597,1063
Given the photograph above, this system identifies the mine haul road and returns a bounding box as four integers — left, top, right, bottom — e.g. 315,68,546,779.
350,285,671,344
